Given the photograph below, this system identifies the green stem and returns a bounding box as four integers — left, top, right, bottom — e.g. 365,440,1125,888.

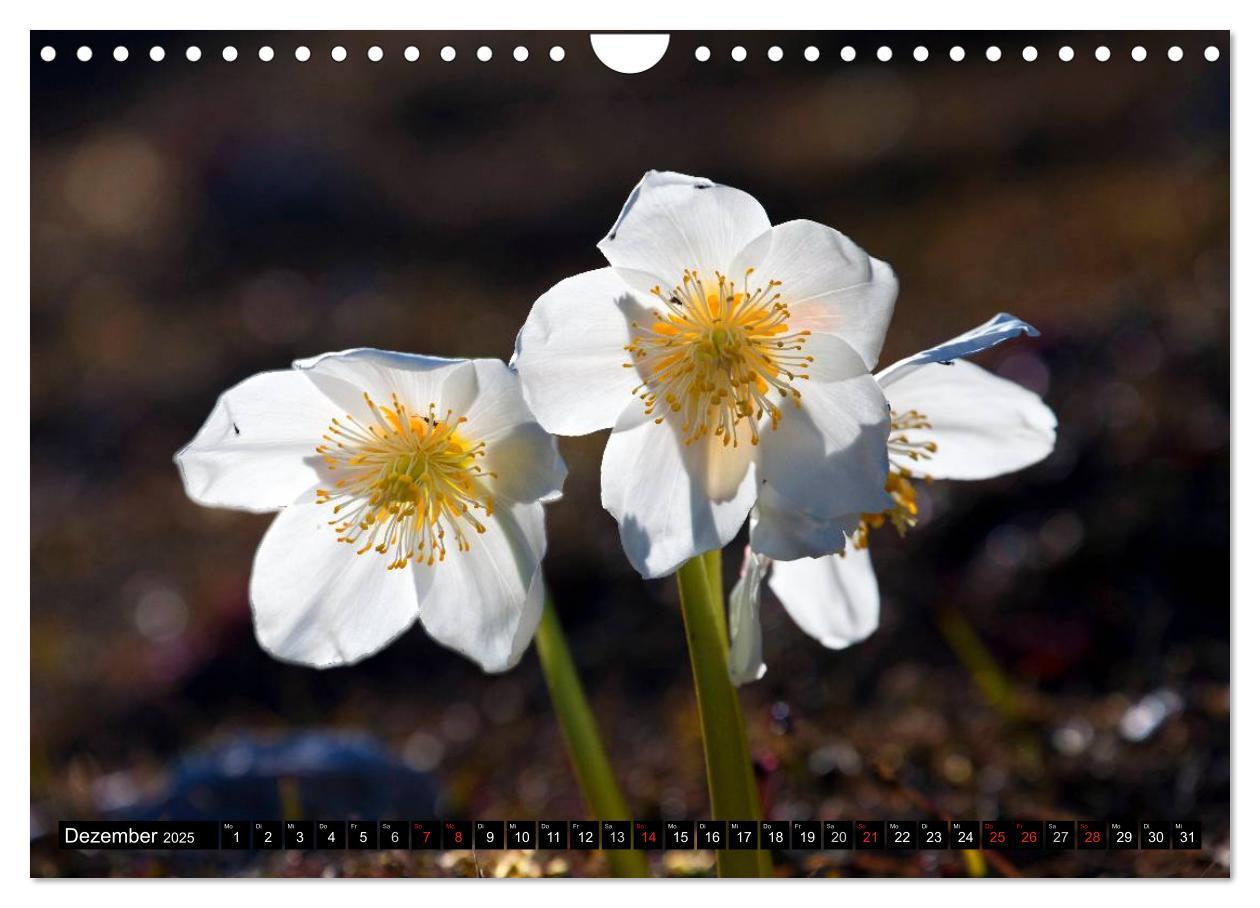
677,553,772,877
703,549,726,638
936,607,1020,721
535,596,650,878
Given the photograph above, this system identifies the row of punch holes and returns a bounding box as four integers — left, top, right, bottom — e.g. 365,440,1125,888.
38,42,1222,66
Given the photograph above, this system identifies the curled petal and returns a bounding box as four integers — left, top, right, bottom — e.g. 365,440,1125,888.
876,313,1039,385
728,548,771,685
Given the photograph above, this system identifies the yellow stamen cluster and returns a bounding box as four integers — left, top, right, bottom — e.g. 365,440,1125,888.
847,409,937,553
623,268,812,448
852,471,921,550
313,393,494,570
887,408,937,464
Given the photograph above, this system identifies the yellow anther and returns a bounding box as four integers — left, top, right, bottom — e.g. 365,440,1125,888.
313,393,493,570
624,269,811,448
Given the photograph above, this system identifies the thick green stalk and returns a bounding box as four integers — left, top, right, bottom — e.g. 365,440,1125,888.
703,548,726,637
535,597,649,878
676,554,772,877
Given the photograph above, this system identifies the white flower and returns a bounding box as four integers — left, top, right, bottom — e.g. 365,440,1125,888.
511,170,899,578
175,350,567,671
729,314,1057,683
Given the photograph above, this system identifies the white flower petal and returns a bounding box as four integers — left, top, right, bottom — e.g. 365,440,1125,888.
749,484,860,561
462,359,567,504
883,360,1057,480
731,220,898,370
728,549,770,685
485,424,567,505
249,488,421,667
511,268,649,436
175,370,336,513
768,546,880,650
417,501,547,672
601,401,756,579
461,358,536,437
294,348,475,421
597,170,772,293
508,569,547,668
755,333,892,522
876,313,1039,385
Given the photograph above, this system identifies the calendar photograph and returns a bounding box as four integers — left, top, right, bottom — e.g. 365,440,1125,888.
28,28,1230,880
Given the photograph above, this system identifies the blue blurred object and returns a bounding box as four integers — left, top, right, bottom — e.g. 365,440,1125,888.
113,731,440,822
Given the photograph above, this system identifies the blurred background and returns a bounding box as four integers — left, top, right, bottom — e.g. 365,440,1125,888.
30,30,1229,877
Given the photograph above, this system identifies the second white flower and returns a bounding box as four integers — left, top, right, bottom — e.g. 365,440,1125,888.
512,170,899,578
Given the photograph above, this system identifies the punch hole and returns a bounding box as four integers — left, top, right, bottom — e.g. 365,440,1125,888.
695,46,711,62
331,46,348,62
77,46,92,62
913,46,928,62
550,46,566,62
368,46,384,62
1023,46,1038,62
405,46,419,62
40,46,56,62
767,46,783,62
113,46,128,62
477,46,492,62
514,46,528,62
805,46,820,62
150,47,165,62
1096,46,1111,61
1168,46,1183,62
877,46,892,62
1131,46,1147,62
259,46,275,62
986,46,1001,62
295,46,311,62
222,46,238,62
840,46,856,62
1204,46,1219,62
186,46,202,62
1059,46,1074,62
590,34,667,73
949,46,965,62
731,46,747,62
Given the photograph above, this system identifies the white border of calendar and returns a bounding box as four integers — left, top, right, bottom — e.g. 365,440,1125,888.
5,3,1250,907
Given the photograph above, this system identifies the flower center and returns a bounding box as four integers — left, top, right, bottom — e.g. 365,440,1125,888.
314,392,494,570
849,410,936,552
624,268,813,448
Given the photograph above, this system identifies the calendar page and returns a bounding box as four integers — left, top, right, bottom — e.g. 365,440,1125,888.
29,28,1229,881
